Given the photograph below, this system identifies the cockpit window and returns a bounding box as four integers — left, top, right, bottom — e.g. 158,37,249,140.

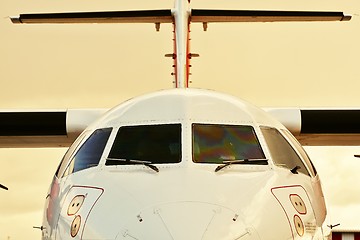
281,129,317,177
192,124,265,164
63,128,112,176
260,127,310,176
106,124,181,165
55,130,89,178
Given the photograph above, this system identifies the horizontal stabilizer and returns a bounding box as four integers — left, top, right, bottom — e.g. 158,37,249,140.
191,9,351,23
10,9,173,24
266,108,360,146
11,9,351,25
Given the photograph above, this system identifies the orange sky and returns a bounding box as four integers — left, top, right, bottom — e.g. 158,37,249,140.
1,0,360,239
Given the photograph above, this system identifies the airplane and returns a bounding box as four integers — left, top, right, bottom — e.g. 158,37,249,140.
4,0,357,239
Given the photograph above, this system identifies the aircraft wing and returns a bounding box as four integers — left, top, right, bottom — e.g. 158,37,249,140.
0,108,359,147
266,108,360,146
0,109,106,148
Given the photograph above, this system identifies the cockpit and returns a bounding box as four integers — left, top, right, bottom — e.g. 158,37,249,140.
55,122,316,179
54,89,317,179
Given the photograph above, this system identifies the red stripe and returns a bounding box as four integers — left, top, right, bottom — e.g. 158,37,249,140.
172,23,178,88
332,232,342,240
185,23,190,88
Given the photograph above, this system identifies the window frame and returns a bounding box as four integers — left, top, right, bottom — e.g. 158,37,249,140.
55,130,90,179
61,128,112,177
106,123,182,165
260,126,311,177
280,129,317,177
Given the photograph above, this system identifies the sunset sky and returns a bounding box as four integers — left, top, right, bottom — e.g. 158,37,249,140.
1,0,360,239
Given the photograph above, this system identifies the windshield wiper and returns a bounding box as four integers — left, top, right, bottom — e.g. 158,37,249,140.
106,158,159,173
215,159,268,172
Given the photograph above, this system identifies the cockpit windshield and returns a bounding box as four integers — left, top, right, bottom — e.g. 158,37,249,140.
192,124,265,164
106,124,181,165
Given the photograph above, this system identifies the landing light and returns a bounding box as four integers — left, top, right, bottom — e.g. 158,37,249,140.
70,215,81,237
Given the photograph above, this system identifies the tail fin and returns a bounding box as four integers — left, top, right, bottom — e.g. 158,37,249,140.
10,3,351,90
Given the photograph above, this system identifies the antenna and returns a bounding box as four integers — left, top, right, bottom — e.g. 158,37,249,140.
327,223,340,229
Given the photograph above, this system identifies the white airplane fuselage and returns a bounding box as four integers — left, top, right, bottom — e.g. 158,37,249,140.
42,89,327,239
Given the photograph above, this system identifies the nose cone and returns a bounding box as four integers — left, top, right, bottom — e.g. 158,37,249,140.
116,202,259,240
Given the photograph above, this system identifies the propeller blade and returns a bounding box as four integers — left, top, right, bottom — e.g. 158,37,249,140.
0,183,8,191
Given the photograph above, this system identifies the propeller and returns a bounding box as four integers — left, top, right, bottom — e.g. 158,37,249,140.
0,183,8,190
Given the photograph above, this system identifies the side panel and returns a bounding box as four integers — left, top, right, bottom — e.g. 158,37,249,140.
55,186,103,240
271,185,320,239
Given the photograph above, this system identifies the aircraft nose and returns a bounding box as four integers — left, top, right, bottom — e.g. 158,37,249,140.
116,202,259,240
